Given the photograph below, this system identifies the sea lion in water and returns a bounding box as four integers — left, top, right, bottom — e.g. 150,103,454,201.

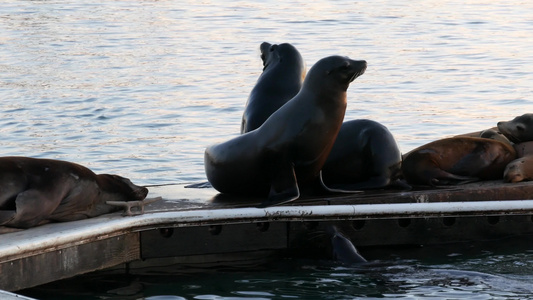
326,225,367,264
241,42,306,133
321,119,404,190
0,157,148,229
205,56,367,206
504,155,533,183
402,137,516,186
497,113,533,143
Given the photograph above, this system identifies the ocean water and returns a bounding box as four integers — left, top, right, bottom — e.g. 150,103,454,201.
2,0,533,298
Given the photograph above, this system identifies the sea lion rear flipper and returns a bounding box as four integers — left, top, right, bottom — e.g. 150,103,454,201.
9,190,58,228
0,211,15,226
261,163,300,207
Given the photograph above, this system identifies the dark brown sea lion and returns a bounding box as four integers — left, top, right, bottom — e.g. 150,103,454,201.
504,155,533,183
497,113,533,143
241,42,306,133
205,56,367,206
402,137,517,186
321,119,404,190
0,157,148,229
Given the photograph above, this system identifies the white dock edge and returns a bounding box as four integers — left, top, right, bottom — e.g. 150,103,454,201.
2,199,533,260
0,290,36,299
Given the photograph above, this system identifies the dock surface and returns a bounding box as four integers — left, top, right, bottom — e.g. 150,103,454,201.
2,181,533,291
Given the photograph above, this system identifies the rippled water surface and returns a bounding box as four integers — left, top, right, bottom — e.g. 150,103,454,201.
2,0,533,298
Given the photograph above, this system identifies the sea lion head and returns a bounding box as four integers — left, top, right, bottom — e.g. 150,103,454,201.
504,158,527,183
497,113,533,143
304,56,367,92
504,156,533,183
260,42,305,73
97,174,149,201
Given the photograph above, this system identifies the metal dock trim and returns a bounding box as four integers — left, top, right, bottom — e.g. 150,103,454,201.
3,198,533,292
3,199,533,260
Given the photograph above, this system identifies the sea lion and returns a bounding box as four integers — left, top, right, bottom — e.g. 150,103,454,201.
402,137,517,186
0,157,148,229
326,225,367,264
241,42,306,133
514,141,533,157
504,155,533,183
205,56,367,206
321,119,404,190
497,113,533,143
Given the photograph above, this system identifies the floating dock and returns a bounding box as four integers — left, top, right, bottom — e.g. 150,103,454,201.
2,181,533,292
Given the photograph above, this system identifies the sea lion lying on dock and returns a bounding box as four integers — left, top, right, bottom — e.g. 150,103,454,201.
402,137,516,186
321,119,405,190
0,157,148,229
504,155,533,183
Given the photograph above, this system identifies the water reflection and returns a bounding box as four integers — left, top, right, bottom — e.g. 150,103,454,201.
1,0,532,185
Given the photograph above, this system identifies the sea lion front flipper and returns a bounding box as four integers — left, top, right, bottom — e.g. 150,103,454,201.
429,169,479,186
261,163,300,207
9,190,58,228
318,171,364,194
107,196,162,216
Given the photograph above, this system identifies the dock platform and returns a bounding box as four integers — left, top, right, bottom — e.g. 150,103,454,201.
2,181,533,292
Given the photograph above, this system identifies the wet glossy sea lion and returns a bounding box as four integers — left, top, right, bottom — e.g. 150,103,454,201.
205,56,367,206
241,42,306,133
504,155,533,183
321,119,404,190
326,225,367,264
497,113,533,143
0,157,148,229
402,137,517,186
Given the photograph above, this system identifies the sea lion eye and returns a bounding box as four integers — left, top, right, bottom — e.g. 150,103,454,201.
340,61,350,70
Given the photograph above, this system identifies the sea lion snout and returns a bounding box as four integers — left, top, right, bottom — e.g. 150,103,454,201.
348,59,367,82
97,174,149,200
134,186,149,200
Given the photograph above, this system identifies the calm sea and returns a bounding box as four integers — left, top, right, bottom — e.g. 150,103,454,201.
2,0,533,298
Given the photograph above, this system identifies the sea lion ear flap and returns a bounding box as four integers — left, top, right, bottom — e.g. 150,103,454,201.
260,162,300,208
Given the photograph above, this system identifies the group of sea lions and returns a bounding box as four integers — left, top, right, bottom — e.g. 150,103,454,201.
403,115,533,187
205,43,377,207
205,42,533,207
3,42,531,232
